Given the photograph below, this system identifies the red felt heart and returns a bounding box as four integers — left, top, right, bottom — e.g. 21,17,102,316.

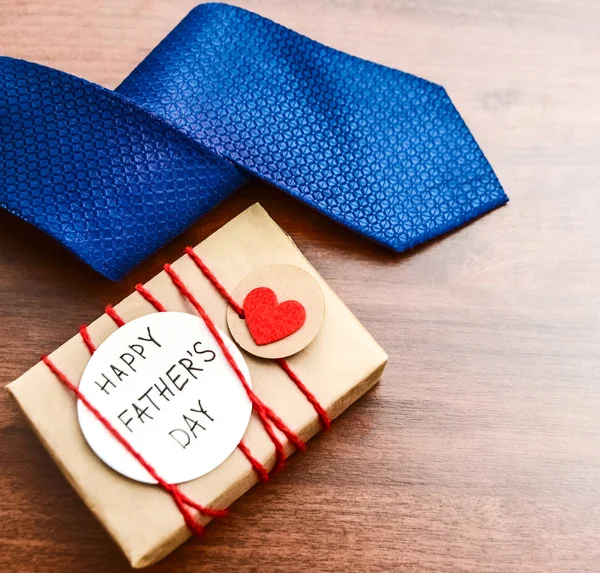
243,287,306,346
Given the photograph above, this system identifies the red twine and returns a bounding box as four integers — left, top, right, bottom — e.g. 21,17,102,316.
135,284,167,312
42,249,331,537
104,304,125,327
184,247,245,317
41,354,226,536
79,325,96,354
277,358,331,430
184,249,331,431
163,263,306,465
134,279,273,479
237,440,270,483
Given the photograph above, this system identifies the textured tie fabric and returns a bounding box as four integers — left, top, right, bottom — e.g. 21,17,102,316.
0,3,507,280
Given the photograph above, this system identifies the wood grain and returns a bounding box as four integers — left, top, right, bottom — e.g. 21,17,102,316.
1,1,599,571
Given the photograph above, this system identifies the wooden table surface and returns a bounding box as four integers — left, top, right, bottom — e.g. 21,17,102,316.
1,1,599,571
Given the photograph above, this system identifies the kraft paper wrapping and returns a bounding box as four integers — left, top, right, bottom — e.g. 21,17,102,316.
7,204,388,567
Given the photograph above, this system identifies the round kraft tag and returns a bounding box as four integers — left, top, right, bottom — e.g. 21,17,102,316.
227,264,325,359
77,312,252,485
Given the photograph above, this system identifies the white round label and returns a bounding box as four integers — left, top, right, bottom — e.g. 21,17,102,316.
77,312,252,484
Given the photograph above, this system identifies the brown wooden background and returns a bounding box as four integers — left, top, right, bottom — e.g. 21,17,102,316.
1,1,599,571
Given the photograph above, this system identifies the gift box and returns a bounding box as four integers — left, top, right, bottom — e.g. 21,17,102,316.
7,204,388,567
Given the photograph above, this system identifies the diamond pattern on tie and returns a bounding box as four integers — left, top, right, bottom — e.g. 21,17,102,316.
0,3,507,280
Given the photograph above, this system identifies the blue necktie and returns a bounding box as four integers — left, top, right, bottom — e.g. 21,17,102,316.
0,3,507,280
